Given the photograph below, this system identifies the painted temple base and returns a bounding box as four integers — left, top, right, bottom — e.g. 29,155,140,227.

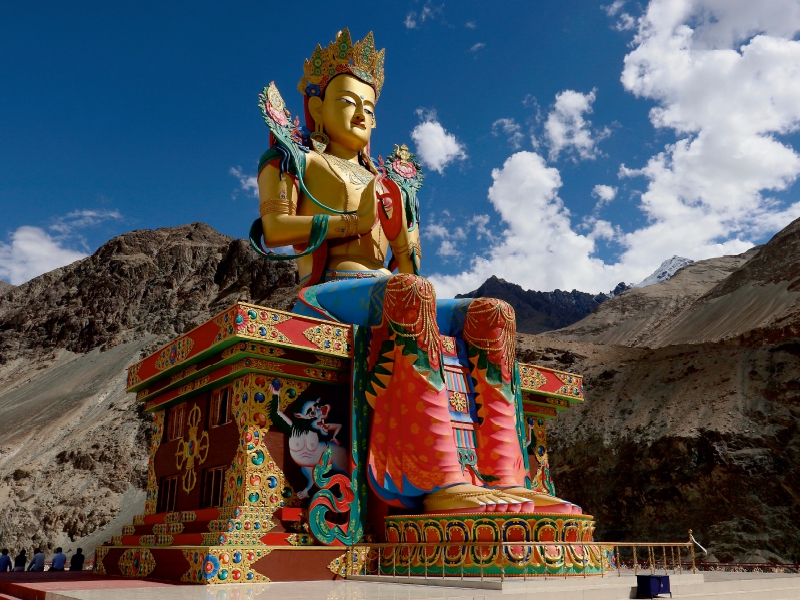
102,302,593,584
381,513,609,577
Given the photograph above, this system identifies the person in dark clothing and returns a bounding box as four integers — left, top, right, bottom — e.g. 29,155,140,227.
68,548,85,571
13,549,26,572
0,549,11,572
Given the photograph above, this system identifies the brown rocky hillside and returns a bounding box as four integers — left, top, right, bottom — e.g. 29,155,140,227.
0,223,297,555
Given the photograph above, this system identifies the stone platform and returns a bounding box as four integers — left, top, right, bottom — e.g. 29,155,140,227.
3,571,800,600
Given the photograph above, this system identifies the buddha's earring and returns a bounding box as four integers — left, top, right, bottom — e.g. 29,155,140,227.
310,122,329,153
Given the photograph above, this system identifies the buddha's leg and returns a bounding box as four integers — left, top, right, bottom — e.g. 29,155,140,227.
365,275,526,513
461,298,582,514
461,298,529,487
364,274,472,509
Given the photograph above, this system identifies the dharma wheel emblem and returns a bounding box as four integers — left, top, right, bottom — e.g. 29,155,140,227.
175,405,210,492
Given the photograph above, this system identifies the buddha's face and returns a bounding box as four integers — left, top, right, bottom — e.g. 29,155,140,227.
309,74,376,152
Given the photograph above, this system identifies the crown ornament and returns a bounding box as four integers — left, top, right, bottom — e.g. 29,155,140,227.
298,29,385,100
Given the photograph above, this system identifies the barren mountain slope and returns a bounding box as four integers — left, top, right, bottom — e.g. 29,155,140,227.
550,250,758,347
660,216,800,347
0,281,14,296
552,216,800,349
518,334,800,563
0,223,297,554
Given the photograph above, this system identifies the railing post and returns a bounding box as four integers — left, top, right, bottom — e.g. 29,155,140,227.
501,543,505,583
616,546,620,577
523,543,527,582
423,543,428,579
582,545,586,578
543,545,547,580
670,546,675,573
633,546,639,575
460,544,464,580
441,541,445,579
689,530,696,574
662,545,667,574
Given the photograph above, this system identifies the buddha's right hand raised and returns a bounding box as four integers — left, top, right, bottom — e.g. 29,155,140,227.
355,178,378,235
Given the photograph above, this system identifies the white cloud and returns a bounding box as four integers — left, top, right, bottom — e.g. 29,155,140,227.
544,89,609,161
615,13,637,30
430,152,618,297
410,110,467,174
429,0,800,296
405,1,442,28
616,0,800,273
465,21,477,29
592,184,618,208
0,226,87,285
423,213,493,260
470,42,486,52
602,0,626,16
49,209,122,235
230,166,259,198
491,118,525,149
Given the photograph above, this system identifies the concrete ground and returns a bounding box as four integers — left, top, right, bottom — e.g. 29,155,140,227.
2,571,800,600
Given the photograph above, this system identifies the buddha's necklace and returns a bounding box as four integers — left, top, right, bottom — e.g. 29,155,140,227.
320,152,374,188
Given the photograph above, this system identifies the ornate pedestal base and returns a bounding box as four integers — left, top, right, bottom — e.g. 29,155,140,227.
381,513,610,577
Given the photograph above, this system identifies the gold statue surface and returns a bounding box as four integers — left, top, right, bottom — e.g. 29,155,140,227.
253,30,581,516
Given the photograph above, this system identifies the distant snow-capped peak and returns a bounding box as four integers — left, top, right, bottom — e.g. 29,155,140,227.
634,256,694,288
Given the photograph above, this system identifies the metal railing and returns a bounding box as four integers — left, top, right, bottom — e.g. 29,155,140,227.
339,537,697,580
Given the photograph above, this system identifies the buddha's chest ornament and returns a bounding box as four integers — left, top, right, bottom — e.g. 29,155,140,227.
320,152,374,189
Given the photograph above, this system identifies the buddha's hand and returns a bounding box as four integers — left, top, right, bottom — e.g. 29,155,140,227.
356,178,378,235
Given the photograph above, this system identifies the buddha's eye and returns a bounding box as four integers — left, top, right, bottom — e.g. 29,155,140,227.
365,107,374,117
338,97,357,107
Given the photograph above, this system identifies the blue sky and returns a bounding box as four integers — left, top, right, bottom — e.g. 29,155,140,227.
3,1,800,295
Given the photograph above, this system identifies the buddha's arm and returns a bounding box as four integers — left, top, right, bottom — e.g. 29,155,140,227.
258,163,372,247
388,195,422,274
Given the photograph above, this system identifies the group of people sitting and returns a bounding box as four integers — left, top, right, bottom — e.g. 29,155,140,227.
0,547,85,572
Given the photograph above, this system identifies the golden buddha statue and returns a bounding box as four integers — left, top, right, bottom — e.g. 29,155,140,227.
250,29,580,516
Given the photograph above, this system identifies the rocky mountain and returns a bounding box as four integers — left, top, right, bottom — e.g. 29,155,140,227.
533,216,800,562
0,217,799,565
552,217,800,349
0,223,297,555
0,280,14,296
456,275,630,334
517,334,800,564
635,256,694,288
549,249,759,347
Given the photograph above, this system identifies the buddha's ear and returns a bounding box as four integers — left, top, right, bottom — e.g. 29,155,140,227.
308,96,324,129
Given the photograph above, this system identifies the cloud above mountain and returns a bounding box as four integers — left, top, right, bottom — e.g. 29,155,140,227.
431,0,800,297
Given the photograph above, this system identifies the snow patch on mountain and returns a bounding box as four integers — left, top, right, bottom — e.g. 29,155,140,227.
634,256,694,288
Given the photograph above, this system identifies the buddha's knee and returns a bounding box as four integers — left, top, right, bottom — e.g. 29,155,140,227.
464,297,517,343
383,273,439,336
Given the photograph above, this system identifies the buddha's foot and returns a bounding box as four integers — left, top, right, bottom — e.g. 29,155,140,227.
501,487,583,514
423,484,536,514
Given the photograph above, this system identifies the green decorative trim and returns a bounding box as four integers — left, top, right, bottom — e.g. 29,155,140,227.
249,213,329,261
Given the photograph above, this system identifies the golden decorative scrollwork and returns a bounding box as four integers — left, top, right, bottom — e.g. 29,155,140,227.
176,405,210,493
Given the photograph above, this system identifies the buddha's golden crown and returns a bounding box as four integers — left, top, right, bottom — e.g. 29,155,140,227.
298,29,385,100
